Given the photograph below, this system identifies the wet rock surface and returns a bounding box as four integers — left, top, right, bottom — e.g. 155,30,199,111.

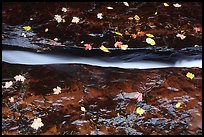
2,62,202,135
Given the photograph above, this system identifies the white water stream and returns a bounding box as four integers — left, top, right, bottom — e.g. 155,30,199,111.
2,50,202,69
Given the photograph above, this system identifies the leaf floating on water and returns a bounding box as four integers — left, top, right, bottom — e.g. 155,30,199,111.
81,106,86,112
123,2,129,7
186,72,195,79
53,86,62,95
97,13,103,19
136,107,145,116
114,41,123,48
54,38,58,41
30,118,44,130
134,92,143,102
175,102,182,108
176,33,186,40
173,3,182,8
163,3,169,7
134,15,140,21
146,38,156,45
84,44,92,50
100,45,110,53
115,32,123,37
23,26,31,31
107,6,113,10
45,28,49,32
146,33,154,38
71,17,80,24
120,45,128,50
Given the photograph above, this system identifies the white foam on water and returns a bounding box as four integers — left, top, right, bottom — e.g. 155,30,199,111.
2,50,202,69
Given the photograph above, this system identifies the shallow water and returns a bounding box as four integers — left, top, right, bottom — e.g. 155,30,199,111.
2,50,202,69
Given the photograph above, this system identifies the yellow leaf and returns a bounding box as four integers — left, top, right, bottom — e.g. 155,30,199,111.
186,72,195,79
194,44,199,47
81,106,86,112
163,3,169,7
175,102,181,108
146,33,154,38
128,17,134,20
136,107,145,116
45,28,49,32
115,32,123,37
146,38,156,45
62,19,66,23
120,45,128,50
54,38,58,41
117,112,120,117
30,18,33,21
100,45,110,53
23,26,31,31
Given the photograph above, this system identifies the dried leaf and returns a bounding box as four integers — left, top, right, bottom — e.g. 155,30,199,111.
146,33,154,38
136,107,145,116
176,33,186,40
30,18,33,21
81,106,86,112
146,38,156,45
194,44,199,47
114,41,123,48
134,15,140,21
45,28,49,32
3,81,13,89
117,112,120,117
100,45,110,53
163,3,169,7
53,86,62,95
62,7,67,12
137,31,145,36
14,75,26,82
31,118,44,130
9,97,15,103
23,26,31,31
54,38,58,41
186,72,195,79
71,17,80,24
120,45,128,50
84,44,92,50
97,13,103,19
128,17,134,20
115,32,123,37
107,6,113,10
123,2,129,7
134,92,143,102
173,3,182,8
175,102,181,108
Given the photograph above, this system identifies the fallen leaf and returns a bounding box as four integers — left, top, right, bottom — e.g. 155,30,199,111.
136,107,145,116
194,44,199,47
30,118,44,130
62,19,66,23
3,81,13,88
117,112,120,117
146,33,154,38
114,41,123,48
97,13,103,19
45,28,49,32
54,15,63,23
134,92,143,102
54,38,58,41
163,3,169,7
123,2,129,7
107,6,113,10
9,97,14,103
53,86,62,95
134,15,140,21
173,3,182,8
137,31,145,36
131,34,137,39
120,45,128,50
81,106,86,112
176,33,186,40
62,7,67,12
175,102,182,108
21,33,26,37
186,72,195,79
100,45,110,53
146,38,156,45
128,17,134,20
14,75,26,82
23,26,31,31
115,32,123,37
84,44,92,50
30,18,33,21
193,27,201,33
71,17,80,24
